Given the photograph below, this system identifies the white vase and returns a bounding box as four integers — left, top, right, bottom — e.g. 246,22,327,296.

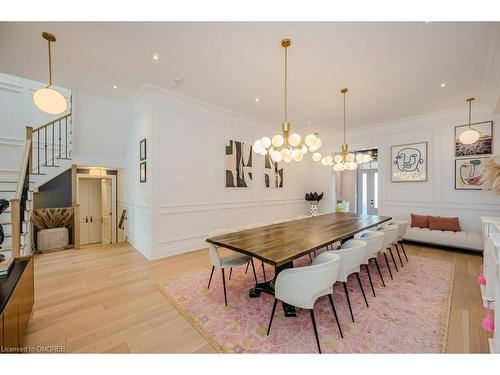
309,202,319,216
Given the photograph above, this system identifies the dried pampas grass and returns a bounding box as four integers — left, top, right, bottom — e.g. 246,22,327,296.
480,158,500,195
31,207,74,230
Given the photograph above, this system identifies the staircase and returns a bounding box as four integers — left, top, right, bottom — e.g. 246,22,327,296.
0,113,73,260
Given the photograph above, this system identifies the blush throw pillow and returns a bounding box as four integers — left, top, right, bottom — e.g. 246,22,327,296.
428,216,461,232
411,213,429,228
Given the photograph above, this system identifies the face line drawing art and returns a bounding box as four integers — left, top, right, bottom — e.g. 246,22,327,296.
393,147,424,172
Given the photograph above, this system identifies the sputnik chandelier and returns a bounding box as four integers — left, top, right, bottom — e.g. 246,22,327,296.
314,88,372,171
253,39,322,163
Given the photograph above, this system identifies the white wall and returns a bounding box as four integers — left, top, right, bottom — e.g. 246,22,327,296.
327,104,500,232
125,85,317,259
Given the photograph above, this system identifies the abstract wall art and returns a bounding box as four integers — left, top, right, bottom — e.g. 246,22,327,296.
455,121,493,157
265,153,283,188
225,140,253,188
455,157,490,190
391,142,428,182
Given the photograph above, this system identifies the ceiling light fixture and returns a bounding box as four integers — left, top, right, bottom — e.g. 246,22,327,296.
253,39,321,163
255,98,260,102
153,54,159,60
440,83,447,88
33,32,67,115
113,85,118,89
315,88,372,171
458,97,481,145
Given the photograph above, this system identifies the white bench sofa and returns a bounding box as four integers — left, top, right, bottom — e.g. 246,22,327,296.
403,225,483,252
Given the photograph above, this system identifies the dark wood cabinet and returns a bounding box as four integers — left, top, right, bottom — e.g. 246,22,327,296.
0,257,34,352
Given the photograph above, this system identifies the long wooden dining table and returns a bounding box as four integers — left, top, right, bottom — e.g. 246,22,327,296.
206,212,391,316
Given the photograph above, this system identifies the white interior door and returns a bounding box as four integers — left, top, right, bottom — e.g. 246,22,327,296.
358,169,379,215
79,179,90,246
101,179,112,244
89,179,102,244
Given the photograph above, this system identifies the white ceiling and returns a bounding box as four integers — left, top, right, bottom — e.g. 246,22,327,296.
1,22,499,136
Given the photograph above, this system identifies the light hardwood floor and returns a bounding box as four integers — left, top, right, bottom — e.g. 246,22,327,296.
23,241,490,353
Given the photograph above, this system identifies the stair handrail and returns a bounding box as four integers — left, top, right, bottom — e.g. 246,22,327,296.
32,112,71,132
10,139,32,258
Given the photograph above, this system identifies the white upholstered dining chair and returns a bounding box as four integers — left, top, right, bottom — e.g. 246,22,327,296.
207,229,257,306
358,231,386,295
267,252,343,353
336,239,370,322
377,224,400,279
391,220,410,263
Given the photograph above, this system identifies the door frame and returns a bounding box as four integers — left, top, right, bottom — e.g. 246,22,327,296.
76,174,117,244
356,168,379,215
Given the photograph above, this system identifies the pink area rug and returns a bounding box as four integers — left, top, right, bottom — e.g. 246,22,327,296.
158,254,453,353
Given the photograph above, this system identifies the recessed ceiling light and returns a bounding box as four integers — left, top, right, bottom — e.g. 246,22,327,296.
307,121,312,124
255,98,260,102
171,78,184,87
440,83,447,88
113,85,117,89
153,54,159,61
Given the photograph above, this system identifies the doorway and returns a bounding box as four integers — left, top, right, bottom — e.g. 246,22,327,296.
356,150,379,215
78,176,115,246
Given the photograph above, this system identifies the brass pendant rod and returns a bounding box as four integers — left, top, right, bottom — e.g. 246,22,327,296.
343,90,346,145
47,39,52,87
284,42,288,123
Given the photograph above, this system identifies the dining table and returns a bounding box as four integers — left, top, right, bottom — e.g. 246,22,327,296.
206,212,391,317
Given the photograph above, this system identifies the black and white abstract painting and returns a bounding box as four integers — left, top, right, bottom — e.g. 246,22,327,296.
455,121,493,157
265,153,283,188
391,142,428,182
225,140,252,187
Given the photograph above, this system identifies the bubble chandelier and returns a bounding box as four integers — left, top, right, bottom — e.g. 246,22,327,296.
315,88,372,171
253,39,321,163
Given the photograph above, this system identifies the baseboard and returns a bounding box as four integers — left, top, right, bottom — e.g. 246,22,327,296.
402,240,483,255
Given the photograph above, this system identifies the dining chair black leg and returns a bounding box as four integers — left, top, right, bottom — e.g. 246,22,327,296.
388,247,399,272
250,259,258,284
373,258,386,287
261,261,267,282
343,282,355,323
355,272,369,308
383,253,394,280
327,294,343,338
308,253,313,262
207,266,215,289
400,242,409,261
395,243,404,268
221,269,228,306
309,309,322,354
229,267,233,280
267,299,278,335
365,264,376,297
245,261,250,274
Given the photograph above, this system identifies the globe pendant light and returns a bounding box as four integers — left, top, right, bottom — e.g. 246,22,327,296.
253,39,321,163
33,32,67,115
458,97,481,145
316,88,372,171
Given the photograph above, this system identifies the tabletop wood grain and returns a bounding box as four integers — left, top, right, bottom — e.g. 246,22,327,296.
206,213,391,266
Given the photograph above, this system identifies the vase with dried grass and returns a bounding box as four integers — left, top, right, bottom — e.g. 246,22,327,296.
480,156,500,195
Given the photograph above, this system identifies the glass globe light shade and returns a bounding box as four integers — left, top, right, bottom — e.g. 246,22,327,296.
280,148,291,160
272,134,284,148
326,155,333,163
288,133,301,147
321,157,328,166
334,154,343,163
355,153,364,163
253,140,263,153
334,163,345,171
459,129,480,145
345,162,358,170
312,152,322,162
33,87,67,115
271,150,282,162
314,138,322,149
292,148,303,161
363,154,372,163
260,136,272,149
346,153,355,162
308,144,319,152
301,144,308,154
304,134,317,147
260,148,268,156
283,152,293,163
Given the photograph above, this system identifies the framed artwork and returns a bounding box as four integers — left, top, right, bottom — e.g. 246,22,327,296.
455,157,490,190
225,140,253,187
455,121,493,157
265,153,283,188
140,138,147,161
139,162,146,183
391,141,428,182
